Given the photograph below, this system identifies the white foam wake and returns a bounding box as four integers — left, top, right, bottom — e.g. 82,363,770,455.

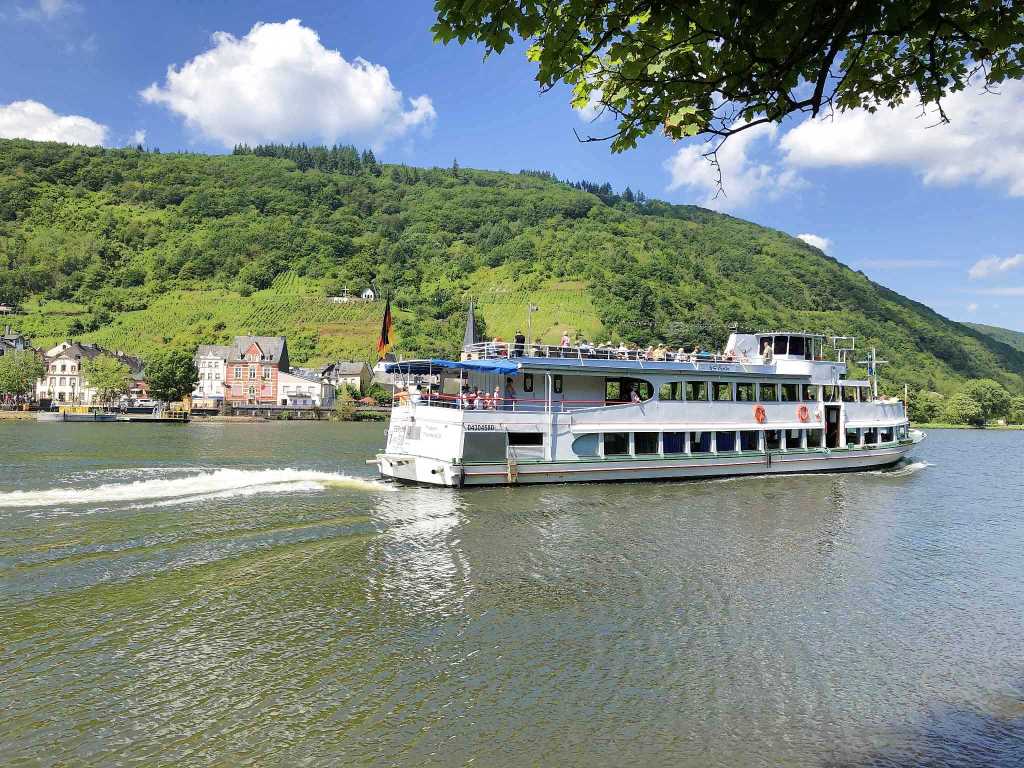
872,460,932,477
0,468,389,508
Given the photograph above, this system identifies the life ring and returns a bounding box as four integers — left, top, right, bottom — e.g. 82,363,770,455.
797,405,810,422
754,405,766,424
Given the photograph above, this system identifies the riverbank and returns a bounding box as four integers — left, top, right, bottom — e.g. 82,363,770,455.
913,422,1024,430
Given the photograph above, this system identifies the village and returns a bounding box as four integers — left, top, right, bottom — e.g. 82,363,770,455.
0,318,389,421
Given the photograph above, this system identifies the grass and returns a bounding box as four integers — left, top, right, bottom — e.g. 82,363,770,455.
912,422,1024,430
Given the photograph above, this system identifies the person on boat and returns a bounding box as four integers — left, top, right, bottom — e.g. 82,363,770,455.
616,342,629,359
474,388,485,410
653,344,667,361
676,346,687,361
513,330,525,357
630,383,643,403
762,340,774,363
504,377,516,410
492,386,502,410
560,331,571,357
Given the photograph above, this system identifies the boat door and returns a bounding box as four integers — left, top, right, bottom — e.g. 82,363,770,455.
825,405,841,448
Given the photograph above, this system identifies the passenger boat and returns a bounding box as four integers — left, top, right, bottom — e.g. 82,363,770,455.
372,332,924,487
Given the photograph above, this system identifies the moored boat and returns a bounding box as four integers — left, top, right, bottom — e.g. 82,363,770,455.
372,331,923,487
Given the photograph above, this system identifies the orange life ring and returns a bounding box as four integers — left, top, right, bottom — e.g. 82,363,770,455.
754,405,766,424
797,405,810,422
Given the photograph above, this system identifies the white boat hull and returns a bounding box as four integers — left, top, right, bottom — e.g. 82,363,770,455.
377,443,917,487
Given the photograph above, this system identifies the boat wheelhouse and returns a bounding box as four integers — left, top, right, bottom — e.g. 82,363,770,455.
372,332,923,487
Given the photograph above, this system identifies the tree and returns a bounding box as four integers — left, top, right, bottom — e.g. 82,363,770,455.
1008,395,1024,425
433,1,1024,154
908,390,944,422
0,350,44,398
82,355,131,403
145,348,198,402
942,392,983,426
958,378,1011,422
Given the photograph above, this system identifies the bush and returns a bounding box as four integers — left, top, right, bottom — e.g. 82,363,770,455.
942,392,983,426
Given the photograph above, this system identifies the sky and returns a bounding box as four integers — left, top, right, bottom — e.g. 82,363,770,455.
1,0,1022,332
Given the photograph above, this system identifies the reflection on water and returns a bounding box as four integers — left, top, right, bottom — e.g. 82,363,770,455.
1,423,1023,767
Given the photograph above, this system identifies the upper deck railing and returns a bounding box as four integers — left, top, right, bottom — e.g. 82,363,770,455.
462,341,765,365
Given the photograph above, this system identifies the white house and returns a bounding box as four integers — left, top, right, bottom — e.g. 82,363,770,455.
360,287,376,301
37,342,145,404
192,344,232,406
278,369,335,408
321,361,373,394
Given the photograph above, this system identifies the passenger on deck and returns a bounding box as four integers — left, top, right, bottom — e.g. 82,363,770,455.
513,330,526,357
474,388,485,410
691,345,702,361
560,331,571,349
653,344,667,361
492,386,502,410
504,377,516,410
676,346,687,361
630,383,643,403
762,341,774,363
616,342,629,359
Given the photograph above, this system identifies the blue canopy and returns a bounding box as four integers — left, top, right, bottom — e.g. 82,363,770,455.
384,358,519,375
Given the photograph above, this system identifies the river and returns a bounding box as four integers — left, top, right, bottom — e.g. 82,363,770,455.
1,423,1022,767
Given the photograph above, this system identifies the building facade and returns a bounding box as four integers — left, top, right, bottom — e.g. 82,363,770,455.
192,344,232,407
321,361,373,394
278,369,335,408
224,336,289,407
36,342,145,404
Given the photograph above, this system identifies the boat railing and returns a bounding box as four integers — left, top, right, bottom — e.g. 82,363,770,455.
394,392,644,413
461,341,760,365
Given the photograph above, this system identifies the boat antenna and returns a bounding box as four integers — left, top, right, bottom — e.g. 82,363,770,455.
856,347,889,398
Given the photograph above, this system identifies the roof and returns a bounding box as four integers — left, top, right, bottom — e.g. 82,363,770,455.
195,344,233,359
323,361,370,375
49,342,144,375
231,335,287,361
282,369,323,384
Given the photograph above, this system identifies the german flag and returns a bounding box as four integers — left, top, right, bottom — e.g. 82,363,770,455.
376,296,394,358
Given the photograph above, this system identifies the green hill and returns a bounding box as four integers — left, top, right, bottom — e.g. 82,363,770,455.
1,138,1022,395
964,322,1024,355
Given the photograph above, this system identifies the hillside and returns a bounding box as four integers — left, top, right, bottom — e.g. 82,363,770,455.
1,138,1022,395
964,323,1024,355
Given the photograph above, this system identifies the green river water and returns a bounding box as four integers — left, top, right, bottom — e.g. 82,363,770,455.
1,422,1022,767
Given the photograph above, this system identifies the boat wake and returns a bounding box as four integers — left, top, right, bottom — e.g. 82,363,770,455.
871,460,932,478
0,468,390,509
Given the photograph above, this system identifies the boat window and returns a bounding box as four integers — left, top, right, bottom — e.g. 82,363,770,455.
572,434,600,457
463,432,507,462
686,380,708,401
773,336,788,355
740,430,760,451
863,427,879,444
659,382,683,401
823,385,840,402
802,384,819,401
736,383,755,401
897,424,908,440
605,379,621,402
553,375,563,394
689,431,712,453
846,427,860,446
764,430,782,450
860,386,872,402
634,432,659,454
785,429,803,448
789,336,805,357
716,431,736,452
663,432,685,454
842,386,857,402
508,432,543,446
807,429,824,448
880,426,894,442
712,382,733,401
780,384,799,402
759,383,778,401
523,373,534,393
604,432,629,456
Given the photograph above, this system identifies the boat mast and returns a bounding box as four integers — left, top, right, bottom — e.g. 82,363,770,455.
856,347,889,398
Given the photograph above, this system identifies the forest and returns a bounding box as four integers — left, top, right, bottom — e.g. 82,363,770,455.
1,137,1023,398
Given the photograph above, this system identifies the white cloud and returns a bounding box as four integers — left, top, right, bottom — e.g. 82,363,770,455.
576,90,605,122
796,233,831,252
664,80,1024,207
665,122,804,210
131,129,146,145
38,0,66,17
780,81,1024,197
967,302,978,313
968,254,1024,280
141,19,436,149
0,100,107,145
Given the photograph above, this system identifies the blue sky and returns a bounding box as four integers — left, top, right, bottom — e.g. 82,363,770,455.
1,0,1022,332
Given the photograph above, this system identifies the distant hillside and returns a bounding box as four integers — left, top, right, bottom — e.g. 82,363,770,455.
965,322,1024,354
1,138,1022,394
